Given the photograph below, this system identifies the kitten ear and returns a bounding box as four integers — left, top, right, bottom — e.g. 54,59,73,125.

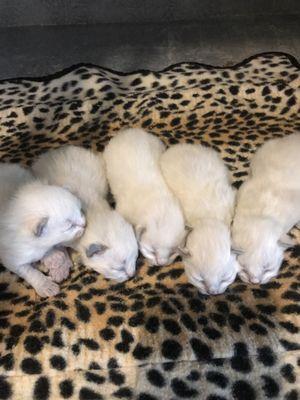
185,225,193,234
278,233,295,249
231,246,244,256
34,217,49,238
135,225,146,241
85,243,108,258
182,225,193,248
177,246,191,258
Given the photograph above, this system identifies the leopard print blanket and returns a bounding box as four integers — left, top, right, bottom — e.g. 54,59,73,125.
0,53,299,400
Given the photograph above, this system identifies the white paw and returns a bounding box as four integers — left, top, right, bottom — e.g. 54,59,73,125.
34,276,60,297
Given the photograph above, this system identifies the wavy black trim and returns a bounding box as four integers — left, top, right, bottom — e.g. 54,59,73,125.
0,51,299,85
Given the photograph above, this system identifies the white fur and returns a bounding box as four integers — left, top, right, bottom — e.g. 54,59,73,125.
232,133,300,284
0,163,85,297
32,145,108,204
160,143,238,294
32,146,138,281
104,128,186,266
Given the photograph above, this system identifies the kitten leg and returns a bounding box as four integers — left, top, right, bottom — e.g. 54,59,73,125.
42,247,72,283
15,263,60,297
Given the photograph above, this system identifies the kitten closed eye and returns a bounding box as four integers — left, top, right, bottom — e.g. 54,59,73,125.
65,221,75,231
220,276,231,284
34,217,49,237
144,247,155,256
85,243,109,258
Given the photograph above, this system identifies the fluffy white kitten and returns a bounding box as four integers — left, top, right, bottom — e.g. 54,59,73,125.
0,163,85,297
160,143,238,295
32,146,138,282
232,133,300,284
104,128,186,266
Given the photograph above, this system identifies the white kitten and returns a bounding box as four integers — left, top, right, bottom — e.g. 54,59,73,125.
232,133,300,284
160,143,238,295
104,128,186,266
0,163,85,297
32,145,138,282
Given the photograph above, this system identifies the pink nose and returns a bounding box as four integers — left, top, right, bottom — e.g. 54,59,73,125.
126,268,135,278
209,288,220,295
250,277,260,284
155,257,168,266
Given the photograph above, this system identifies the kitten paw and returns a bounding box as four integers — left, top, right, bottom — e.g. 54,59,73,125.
35,276,60,297
42,248,72,283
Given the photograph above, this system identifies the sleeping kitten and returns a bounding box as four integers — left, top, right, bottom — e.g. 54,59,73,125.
0,163,85,297
160,144,238,295
232,133,300,284
104,128,186,266
32,145,138,282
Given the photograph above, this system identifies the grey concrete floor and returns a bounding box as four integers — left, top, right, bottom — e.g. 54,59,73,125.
0,15,299,79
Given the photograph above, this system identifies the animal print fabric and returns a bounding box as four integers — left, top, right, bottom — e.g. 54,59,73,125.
0,53,299,400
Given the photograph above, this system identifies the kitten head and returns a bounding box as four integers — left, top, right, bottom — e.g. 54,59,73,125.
136,198,186,266
10,182,85,248
232,216,284,284
75,205,138,282
180,220,238,295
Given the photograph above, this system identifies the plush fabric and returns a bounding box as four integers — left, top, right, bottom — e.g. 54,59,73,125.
0,53,299,400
